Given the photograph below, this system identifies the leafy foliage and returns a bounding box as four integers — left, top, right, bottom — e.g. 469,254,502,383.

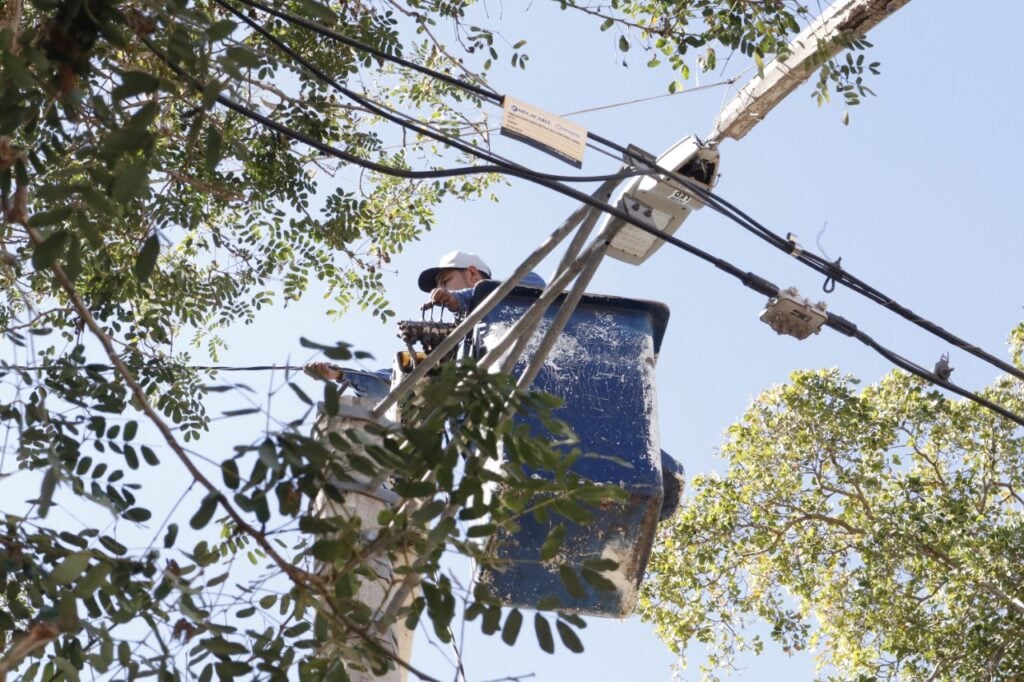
640,338,1024,681
559,0,881,111
1,355,626,680
0,0,886,678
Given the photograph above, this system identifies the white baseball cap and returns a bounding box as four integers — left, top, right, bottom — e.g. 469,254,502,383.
417,250,492,292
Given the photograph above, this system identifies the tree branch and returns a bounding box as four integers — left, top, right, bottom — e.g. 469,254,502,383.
20,224,438,680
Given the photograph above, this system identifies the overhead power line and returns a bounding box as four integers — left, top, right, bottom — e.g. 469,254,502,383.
226,0,1024,390
1,364,307,373
214,0,649,186
135,12,1024,427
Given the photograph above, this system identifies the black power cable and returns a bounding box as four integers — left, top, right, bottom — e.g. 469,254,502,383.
2,364,306,372
231,0,502,103
139,31,1024,428
214,0,647,186
604,141,1024,385
826,314,1024,427
228,0,1024,387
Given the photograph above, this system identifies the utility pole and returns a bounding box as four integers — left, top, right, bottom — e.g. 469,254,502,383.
312,394,413,682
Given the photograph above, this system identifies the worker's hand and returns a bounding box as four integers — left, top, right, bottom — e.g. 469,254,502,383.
421,288,461,312
303,361,342,382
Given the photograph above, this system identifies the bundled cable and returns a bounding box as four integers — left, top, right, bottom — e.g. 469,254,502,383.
135,9,1024,428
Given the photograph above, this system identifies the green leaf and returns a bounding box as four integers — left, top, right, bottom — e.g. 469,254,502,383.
204,126,222,174
49,551,91,586
215,660,251,676
310,539,348,562
288,382,312,406
582,558,618,572
501,608,523,645
38,466,58,518
534,613,555,654
57,592,80,631
540,524,566,561
164,523,178,548
466,522,497,538
224,46,262,69
101,128,154,160
481,605,501,635
324,382,339,416
63,235,82,282
556,619,584,653
31,230,69,270
222,459,240,489
112,161,151,202
99,536,127,555
133,233,159,282
141,445,159,465
203,637,248,656
618,36,630,52
558,565,586,599
77,561,112,594
581,567,617,592
222,407,260,417
258,439,278,471
123,507,151,522
393,479,436,497
202,81,222,111
552,498,591,524
190,493,219,529
27,205,74,228
114,70,160,100
2,51,35,88
207,19,237,41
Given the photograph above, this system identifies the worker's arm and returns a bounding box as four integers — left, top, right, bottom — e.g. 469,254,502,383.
303,361,343,381
421,287,473,312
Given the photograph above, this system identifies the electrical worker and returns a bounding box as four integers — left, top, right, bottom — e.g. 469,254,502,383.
305,251,545,382
419,250,545,313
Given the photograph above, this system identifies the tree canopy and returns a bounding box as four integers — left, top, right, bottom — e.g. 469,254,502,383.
0,0,887,679
640,325,1024,680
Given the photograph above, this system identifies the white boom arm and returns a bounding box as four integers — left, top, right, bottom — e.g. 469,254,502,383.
708,0,912,145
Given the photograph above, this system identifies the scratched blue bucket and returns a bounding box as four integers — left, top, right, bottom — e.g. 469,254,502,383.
469,281,670,617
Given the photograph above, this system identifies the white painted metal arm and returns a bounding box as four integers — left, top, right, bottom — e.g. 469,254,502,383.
708,0,911,144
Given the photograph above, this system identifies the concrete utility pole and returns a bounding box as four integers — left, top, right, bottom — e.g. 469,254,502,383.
708,0,912,144
312,395,413,682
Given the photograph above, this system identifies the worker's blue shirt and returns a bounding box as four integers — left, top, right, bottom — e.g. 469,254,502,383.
451,272,546,312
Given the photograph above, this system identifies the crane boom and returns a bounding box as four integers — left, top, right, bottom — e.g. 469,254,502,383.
708,0,912,145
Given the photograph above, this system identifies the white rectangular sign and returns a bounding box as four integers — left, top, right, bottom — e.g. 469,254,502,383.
500,96,587,168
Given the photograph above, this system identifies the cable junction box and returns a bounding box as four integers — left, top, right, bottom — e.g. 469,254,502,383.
760,287,828,340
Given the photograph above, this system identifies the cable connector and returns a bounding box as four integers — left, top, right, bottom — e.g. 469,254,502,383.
760,287,828,340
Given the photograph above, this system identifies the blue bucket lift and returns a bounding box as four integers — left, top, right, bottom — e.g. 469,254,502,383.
469,281,682,617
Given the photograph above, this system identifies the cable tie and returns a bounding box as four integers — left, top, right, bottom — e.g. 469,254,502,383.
822,256,842,293
785,232,803,258
623,144,658,170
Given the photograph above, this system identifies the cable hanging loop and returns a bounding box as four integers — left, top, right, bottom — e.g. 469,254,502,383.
823,256,842,293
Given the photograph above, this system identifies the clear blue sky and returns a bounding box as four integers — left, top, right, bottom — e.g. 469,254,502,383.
7,1,1023,680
